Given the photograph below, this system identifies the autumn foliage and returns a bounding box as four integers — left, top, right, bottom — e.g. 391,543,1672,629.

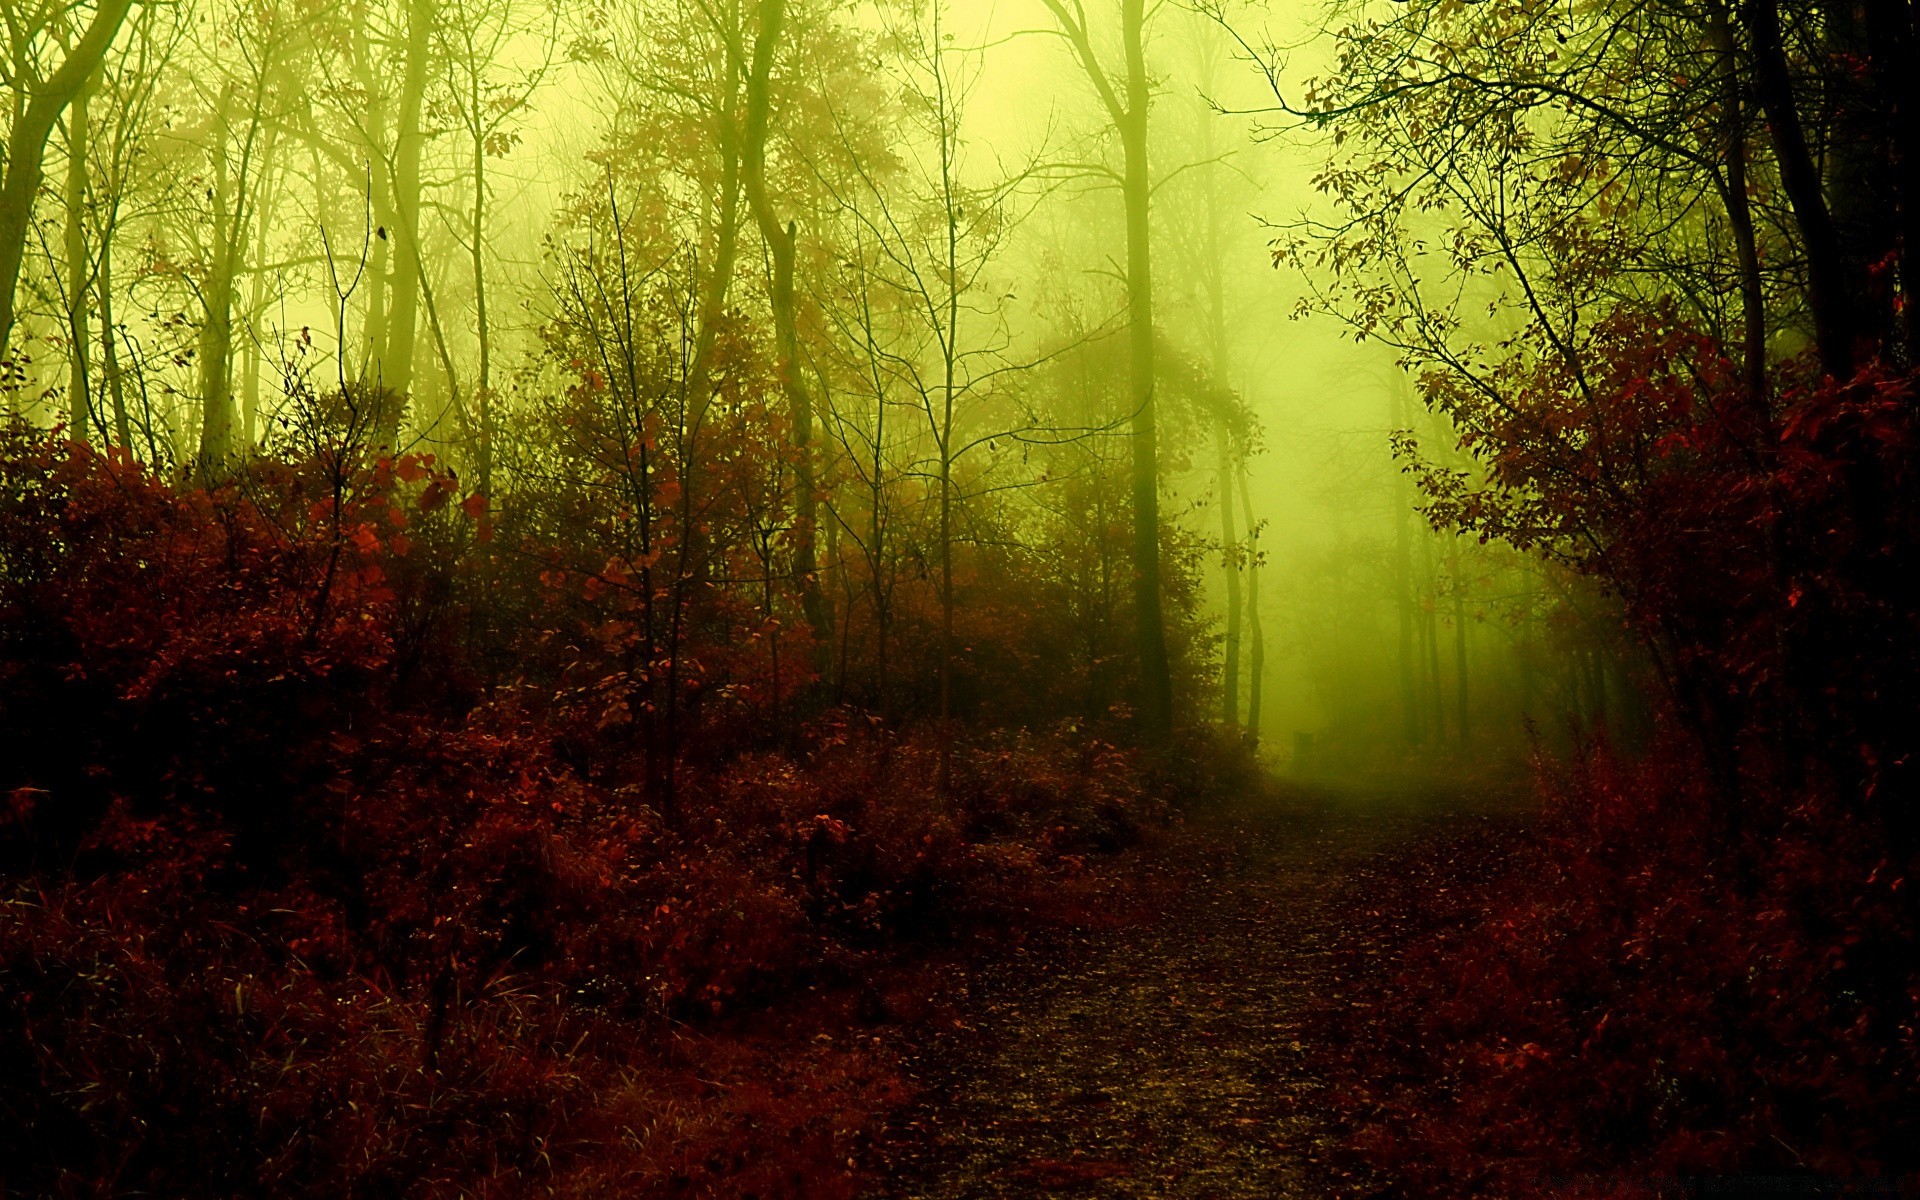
0,416,1215,1197
1321,336,1920,1192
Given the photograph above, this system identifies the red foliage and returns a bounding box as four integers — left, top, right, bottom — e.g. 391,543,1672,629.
1416,320,1920,828
1316,740,1920,1196
0,421,1187,1196
1342,328,1920,1191
0,408,1205,1190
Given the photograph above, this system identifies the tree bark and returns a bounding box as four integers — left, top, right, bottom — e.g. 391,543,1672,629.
241,130,278,452
1420,518,1446,740
1450,544,1470,747
467,69,495,494
0,0,136,367
686,125,742,441
63,74,96,441
1039,0,1171,735
99,233,128,447
348,0,390,386
1216,423,1241,729
1194,56,1239,732
1744,0,1854,379
1707,2,1769,415
197,84,239,469
742,0,833,676
196,59,272,472
378,0,435,444
1236,460,1263,747
1392,374,1420,744
1118,0,1173,737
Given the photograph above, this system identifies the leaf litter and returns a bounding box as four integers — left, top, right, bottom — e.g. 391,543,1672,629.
868,782,1513,1199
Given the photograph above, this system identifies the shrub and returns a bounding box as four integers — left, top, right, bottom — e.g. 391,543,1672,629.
1318,739,1920,1196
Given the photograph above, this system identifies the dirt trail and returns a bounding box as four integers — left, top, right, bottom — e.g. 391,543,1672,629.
870,782,1503,1199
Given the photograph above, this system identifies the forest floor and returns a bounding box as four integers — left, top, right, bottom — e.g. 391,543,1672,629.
865,771,1532,1200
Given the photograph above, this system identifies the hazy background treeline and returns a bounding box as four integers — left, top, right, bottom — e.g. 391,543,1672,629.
0,0,1622,766
9,0,1920,1189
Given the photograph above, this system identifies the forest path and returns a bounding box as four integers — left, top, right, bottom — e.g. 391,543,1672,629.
869,778,1512,1199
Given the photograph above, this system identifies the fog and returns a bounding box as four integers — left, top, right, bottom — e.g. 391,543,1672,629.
1,0,1630,768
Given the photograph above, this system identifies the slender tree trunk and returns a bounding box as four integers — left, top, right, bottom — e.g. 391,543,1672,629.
1237,459,1263,747
364,217,390,378
1586,644,1610,732
1217,425,1241,729
63,75,96,442
833,528,853,706
241,131,278,452
939,397,954,791
1745,0,1855,379
742,0,833,674
1105,480,1121,714
687,128,742,438
197,61,271,472
1450,543,1470,747
935,27,964,793
198,86,239,470
378,0,434,443
1517,615,1537,727
1199,80,1239,732
469,98,493,494
1040,0,1168,732
350,3,391,386
1708,3,1769,414
1392,378,1420,745
1118,0,1172,737
0,0,135,368
824,457,845,698
99,234,129,447
1420,525,1446,740
855,256,891,721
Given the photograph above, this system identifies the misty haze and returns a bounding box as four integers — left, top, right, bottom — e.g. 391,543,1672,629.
0,0,1914,1193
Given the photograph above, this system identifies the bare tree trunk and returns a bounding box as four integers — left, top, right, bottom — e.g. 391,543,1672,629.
1392,374,1420,744
1237,459,1263,747
1205,224,1240,732
1040,0,1170,734
1420,523,1446,740
1450,543,1470,747
467,86,494,493
242,131,278,451
1708,2,1769,412
99,234,128,447
63,74,97,441
198,84,239,469
1744,0,1854,379
364,213,390,378
873,474,888,721
0,0,135,368
1194,64,1239,732
686,129,742,437
1216,424,1240,728
848,252,893,720
347,1,391,387
379,0,434,442
1118,0,1172,737
938,374,954,790
742,0,833,676
1586,643,1610,733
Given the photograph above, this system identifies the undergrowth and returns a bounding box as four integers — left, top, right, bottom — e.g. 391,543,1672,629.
0,427,1243,1197
1313,740,1920,1198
